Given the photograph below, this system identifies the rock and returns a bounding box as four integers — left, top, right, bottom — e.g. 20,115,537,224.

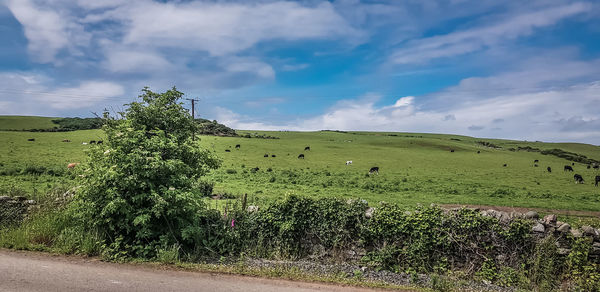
524,211,539,220
543,214,557,226
365,207,375,218
558,248,571,255
591,243,600,255
571,229,583,238
480,210,488,217
498,211,511,223
581,225,599,237
0,196,10,202
510,211,523,219
26,200,36,205
557,223,571,233
532,223,545,233
246,205,259,213
486,209,510,222
556,223,571,233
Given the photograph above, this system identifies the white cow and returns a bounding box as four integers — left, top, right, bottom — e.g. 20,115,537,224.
346,160,353,165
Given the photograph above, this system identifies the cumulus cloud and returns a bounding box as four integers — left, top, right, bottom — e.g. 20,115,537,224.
220,78,600,144
114,1,363,56
5,0,88,63
0,72,124,114
102,49,173,73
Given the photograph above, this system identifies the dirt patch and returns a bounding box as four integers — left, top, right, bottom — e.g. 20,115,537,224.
441,204,600,218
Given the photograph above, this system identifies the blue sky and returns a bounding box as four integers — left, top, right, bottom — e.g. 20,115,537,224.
1,0,600,144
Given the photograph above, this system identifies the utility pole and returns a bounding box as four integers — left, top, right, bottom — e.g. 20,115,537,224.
186,98,200,141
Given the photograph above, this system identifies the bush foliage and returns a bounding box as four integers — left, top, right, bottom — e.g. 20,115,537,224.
70,87,220,258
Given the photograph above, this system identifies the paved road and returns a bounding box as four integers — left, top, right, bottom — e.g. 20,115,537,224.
0,249,393,292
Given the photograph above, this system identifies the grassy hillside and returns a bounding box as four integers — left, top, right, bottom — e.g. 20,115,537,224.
0,116,58,131
1,126,599,211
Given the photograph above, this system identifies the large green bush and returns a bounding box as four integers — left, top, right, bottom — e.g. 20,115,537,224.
70,87,220,258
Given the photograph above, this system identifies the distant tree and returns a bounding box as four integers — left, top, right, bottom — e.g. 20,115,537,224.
71,87,221,258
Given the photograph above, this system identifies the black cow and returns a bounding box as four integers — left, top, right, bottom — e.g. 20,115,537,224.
271,154,276,157
27,138,35,141
594,165,600,170
450,149,455,153
503,164,507,167
225,149,231,152
369,166,379,174
595,175,600,187
235,144,241,149
534,164,538,167
477,151,480,154
588,165,592,169
574,174,584,184
547,167,552,173
572,162,575,166
298,154,305,159
534,159,539,163
264,154,269,157
564,165,574,172
304,146,311,151
89,140,96,144
97,140,103,145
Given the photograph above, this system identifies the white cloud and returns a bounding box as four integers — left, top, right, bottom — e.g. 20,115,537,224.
222,58,275,80
391,2,591,64
0,72,124,113
218,78,600,144
6,0,90,63
80,1,363,56
47,81,124,109
281,63,310,72
102,49,173,73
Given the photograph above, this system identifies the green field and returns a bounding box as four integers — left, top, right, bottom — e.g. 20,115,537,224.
1,117,600,211
0,116,59,131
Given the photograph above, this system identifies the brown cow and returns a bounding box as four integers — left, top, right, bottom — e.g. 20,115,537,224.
67,163,79,169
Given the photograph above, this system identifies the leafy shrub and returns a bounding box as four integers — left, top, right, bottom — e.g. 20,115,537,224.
70,87,220,258
241,195,368,258
195,118,237,137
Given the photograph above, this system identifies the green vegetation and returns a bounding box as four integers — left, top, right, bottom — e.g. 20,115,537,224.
3,194,600,290
2,112,600,291
50,117,103,131
71,87,220,258
196,118,237,136
0,116,58,130
1,123,600,211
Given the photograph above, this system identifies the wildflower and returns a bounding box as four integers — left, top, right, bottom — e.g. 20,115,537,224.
231,218,235,228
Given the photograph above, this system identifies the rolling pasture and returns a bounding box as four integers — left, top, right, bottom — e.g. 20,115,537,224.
1,117,599,211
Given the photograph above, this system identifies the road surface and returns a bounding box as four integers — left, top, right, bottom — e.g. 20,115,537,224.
0,249,397,292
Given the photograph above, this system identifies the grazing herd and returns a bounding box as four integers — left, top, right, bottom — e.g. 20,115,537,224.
221,141,600,185
26,137,600,186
